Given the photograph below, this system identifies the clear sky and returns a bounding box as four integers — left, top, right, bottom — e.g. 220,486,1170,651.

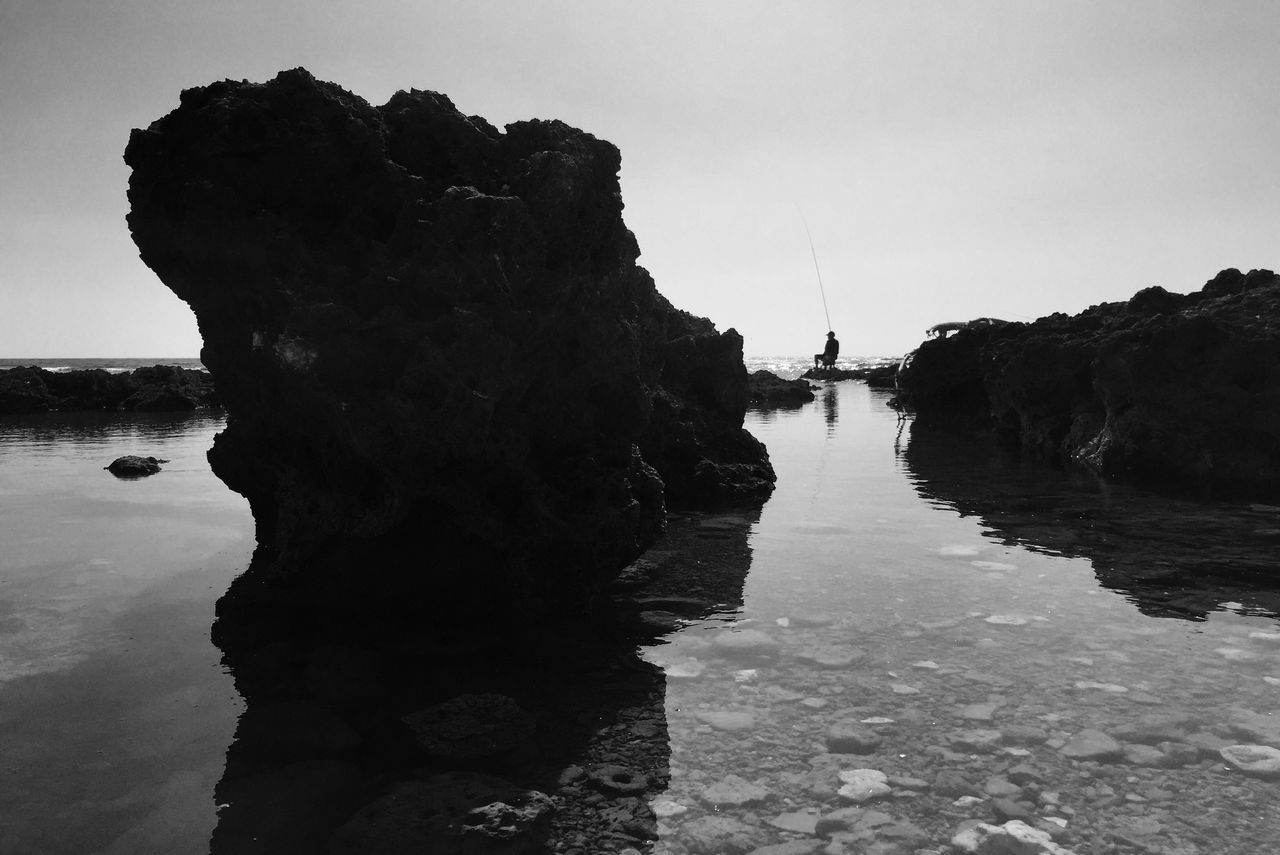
2,1,1277,358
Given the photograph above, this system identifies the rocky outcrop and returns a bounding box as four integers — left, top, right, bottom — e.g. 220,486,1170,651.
0,365,216,414
800,364,899,387
748,370,815,408
124,68,773,617
897,268,1280,496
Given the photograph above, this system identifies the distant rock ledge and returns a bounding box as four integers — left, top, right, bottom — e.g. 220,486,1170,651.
896,268,1280,496
124,68,775,618
0,365,217,414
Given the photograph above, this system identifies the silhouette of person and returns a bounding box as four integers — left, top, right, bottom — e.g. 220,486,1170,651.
814,331,839,369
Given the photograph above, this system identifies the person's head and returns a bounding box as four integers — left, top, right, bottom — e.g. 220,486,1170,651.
827,331,836,338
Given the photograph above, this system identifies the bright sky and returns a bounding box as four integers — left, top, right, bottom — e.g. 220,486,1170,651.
2,1,1277,358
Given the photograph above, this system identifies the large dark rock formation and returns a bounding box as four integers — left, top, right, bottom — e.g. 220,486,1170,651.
124,69,773,617
897,268,1280,496
0,365,216,414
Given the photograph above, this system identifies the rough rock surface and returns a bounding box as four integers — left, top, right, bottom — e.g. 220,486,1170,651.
896,268,1280,496
124,68,773,615
0,365,217,414
105,455,168,477
748,370,815,408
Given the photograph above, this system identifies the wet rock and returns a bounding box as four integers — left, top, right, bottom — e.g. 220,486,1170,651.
814,806,895,836
768,809,820,834
330,772,554,855
401,693,534,761
990,796,1035,823
679,815,769,855
951,819,1077,854
933,770,981,798
1001,725,1049,746
949,730,1004,754
700,774,771,807
1058,728,1122,761
105,455,168,477
825,723,883,754
836,769,891,802
1220,744,1280,779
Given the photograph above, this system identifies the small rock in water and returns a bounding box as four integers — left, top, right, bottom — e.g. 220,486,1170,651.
696,710,756,731
825,723,883,754
890,683,921,695
984,614,1028,626
105,455,168,477
836,768,891,802
1220,744,1280,779
793,643,864,667
949,729,1004,754
767,809,820,834
911,660,940,669
971,561,1017,571
951,819,1077,854
1059,728,1122,760
939,545,982,556
960,702,1001,721
700,774,771,807
1072,680,1128,693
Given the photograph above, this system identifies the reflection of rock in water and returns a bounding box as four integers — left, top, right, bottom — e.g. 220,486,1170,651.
211,553,671,853
902,423,1280,621
211,509,759,854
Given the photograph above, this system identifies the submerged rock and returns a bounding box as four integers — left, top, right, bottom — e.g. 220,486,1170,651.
124,68,774,620
896,268,1280,497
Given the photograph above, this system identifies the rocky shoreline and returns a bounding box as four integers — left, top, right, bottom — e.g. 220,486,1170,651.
0,365,217,414
896,268,1280,498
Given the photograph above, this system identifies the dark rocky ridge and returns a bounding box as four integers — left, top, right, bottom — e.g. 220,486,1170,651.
896,268,1280,497
0,365,216,414
124,68,773,618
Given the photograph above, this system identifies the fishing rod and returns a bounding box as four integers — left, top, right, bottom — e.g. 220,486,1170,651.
799,211,832,331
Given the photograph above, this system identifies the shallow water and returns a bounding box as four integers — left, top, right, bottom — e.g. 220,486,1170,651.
2,379,1279,853
643,381,1280,854
0,411,252,854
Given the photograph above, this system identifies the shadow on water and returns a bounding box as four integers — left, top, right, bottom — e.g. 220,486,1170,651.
209,508,760,854
900,421,1280,622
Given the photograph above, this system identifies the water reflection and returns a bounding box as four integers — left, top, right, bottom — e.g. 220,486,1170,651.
207,521,748,854
901,422,1280,621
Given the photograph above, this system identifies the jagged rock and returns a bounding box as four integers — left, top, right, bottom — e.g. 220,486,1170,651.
105,455,168,477
124,69,774,620
0,365,216,414
748,370,815,408
896,268,1280,496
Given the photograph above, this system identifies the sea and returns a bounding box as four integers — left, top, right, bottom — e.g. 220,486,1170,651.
2,356,1278,853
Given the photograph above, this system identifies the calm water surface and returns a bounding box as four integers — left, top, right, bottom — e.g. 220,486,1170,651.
644,381,1280,854
0,411,252,854
2,379,1279,853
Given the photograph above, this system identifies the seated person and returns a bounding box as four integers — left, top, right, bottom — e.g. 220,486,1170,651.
814,331,839,369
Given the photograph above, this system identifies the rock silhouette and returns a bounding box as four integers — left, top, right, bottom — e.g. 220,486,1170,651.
125,69,774,619
897,268,1280,497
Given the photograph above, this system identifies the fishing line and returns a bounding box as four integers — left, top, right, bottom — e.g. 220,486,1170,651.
799,210,832,331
